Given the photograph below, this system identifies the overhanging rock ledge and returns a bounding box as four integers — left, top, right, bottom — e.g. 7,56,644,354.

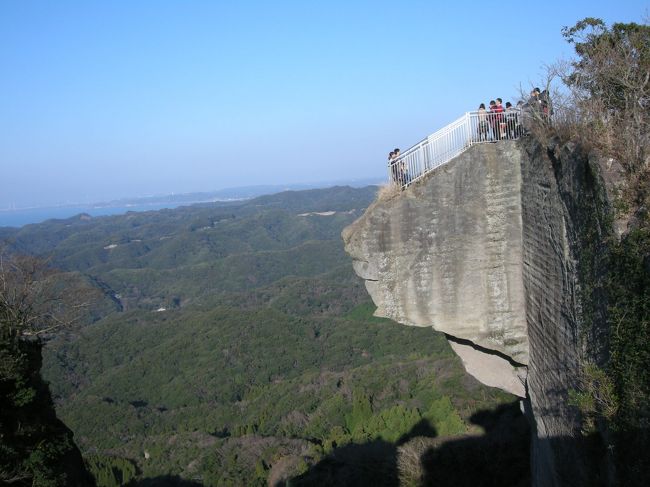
343,141,528,397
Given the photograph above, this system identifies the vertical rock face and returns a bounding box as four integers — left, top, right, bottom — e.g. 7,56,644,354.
343,139,607,486
519,140,582,486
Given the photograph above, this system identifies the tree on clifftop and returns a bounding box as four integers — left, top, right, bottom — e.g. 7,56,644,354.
563,18,650,113
559,17,650,211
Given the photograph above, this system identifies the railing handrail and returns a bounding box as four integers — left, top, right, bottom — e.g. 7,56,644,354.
388,108,525,189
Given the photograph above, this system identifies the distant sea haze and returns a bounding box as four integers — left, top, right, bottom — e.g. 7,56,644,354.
0,179,385,228
0,202,191,228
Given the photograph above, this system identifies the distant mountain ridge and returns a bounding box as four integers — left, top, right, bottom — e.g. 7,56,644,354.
93,178,384,207
0,179,384,228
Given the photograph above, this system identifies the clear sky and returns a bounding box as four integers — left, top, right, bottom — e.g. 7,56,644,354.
1,1,647,208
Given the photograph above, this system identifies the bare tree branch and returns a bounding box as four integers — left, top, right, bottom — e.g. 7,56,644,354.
0,248,100,340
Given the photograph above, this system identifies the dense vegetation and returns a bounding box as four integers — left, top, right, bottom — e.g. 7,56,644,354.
601,227,649,483
1,186,515,485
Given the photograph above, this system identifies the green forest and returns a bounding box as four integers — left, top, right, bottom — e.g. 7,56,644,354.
1,186,515,485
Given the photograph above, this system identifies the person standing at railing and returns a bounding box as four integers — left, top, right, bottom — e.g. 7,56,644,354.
488,101,496,140
389,150,398,184
488,100,503,141
516,101,525,137
495,98,508,140
528,88,542,114
505,102,519,139
522,88,543,132
477,103,489,142
389,148,407,187
394,148,410,187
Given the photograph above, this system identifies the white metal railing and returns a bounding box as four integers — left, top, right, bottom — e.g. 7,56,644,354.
388,109,525,188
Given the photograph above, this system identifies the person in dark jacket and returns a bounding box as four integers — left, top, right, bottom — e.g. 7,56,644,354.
528,88,542,113
388,150,398,184
505,101,519,139
477,103,489,142
540,90,552,122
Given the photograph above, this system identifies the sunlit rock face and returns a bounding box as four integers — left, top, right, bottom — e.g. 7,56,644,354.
343,142,529,396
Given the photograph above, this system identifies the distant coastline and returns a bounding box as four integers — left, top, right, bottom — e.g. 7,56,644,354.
0,201,214,228
0,178,383,228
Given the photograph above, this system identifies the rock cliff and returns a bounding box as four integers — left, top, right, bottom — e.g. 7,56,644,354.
0,338,94,486
343,142,528,397
343,138,616,486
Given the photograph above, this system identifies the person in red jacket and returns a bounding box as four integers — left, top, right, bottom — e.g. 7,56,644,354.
488,100,501,141
494,98,506,140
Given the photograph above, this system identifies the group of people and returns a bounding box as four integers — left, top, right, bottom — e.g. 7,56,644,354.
388,88,553,186
476,89,553,142
388,148,410,187
476,98,523,142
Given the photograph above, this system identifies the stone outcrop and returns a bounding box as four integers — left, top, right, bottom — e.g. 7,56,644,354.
343,138,614,486
343,142,528,396
0,338,94,486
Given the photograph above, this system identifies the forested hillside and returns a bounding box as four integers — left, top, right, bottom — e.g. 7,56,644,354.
2,186,517,485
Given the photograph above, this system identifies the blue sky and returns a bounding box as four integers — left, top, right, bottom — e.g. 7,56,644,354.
1,1,647,208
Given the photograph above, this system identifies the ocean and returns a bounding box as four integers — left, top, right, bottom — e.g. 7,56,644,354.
0,202,190,228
